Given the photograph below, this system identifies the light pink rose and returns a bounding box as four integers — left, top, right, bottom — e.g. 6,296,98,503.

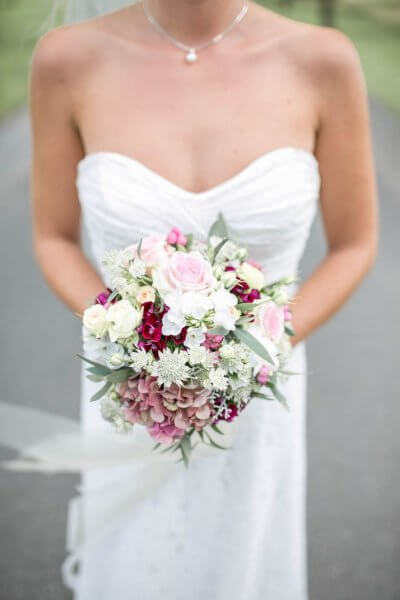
257,302,284,342
157,251,215,294
131,235,169,267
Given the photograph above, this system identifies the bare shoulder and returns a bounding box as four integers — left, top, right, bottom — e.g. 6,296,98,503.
252,4,364,86
31,21,100,89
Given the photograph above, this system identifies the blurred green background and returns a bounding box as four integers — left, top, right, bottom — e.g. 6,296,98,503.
0,0,399,118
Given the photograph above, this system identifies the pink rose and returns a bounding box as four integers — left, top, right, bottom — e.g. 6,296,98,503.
132,235,169,267
155,251,215,294
257,302,284,342
166,227,187,246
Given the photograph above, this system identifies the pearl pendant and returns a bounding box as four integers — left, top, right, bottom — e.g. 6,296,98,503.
185,50,197,64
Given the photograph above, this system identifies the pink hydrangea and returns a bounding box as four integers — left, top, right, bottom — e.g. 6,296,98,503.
117,374,213,444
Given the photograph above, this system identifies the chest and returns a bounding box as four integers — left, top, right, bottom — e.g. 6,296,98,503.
75,42,317,192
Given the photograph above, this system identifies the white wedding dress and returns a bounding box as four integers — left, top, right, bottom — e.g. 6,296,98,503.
65,147,320,600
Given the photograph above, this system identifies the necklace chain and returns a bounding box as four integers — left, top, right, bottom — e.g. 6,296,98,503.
142,0,249,64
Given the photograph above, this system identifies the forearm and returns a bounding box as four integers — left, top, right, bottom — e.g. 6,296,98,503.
290,244,375,345
35,236,105,314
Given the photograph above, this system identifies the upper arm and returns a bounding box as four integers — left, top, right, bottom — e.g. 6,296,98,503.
310,29,378,256
30,27,84,247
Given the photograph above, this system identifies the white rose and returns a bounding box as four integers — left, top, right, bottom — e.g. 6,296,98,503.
136,285,156,304
237,262,265,290
106,300,142,342
83,305,108,338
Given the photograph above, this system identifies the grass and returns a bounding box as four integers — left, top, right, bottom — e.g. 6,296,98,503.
262,0,400,115
0,0,399,118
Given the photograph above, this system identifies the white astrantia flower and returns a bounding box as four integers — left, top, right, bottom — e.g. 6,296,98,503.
188,346,214,369
228,369,252,390
184,328,206,349
129,349,151,372
206,367,228,391
214,240,238,263
151,348,190,387
118,281,140,300
129,258,146,279
232,384,253,405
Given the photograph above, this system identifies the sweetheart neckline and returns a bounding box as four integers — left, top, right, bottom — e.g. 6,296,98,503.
77,146,320,198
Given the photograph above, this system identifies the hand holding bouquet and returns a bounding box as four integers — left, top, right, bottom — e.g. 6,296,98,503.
81,214,296,465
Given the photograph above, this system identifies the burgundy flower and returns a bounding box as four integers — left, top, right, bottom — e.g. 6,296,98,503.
171,327,188,346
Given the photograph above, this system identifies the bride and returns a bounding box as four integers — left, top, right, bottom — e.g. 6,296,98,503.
30,0,377,598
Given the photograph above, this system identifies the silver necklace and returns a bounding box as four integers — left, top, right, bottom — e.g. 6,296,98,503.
143,0,249,64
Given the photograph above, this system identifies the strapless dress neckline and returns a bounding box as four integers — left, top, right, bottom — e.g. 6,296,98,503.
77,146,319,199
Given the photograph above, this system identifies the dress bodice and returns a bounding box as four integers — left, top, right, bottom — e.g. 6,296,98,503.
77,147,320,285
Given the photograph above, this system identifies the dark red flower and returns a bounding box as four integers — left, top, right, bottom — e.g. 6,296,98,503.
171,327,188,346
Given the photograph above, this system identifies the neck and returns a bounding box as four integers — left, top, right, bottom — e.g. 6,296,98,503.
142,0,247,44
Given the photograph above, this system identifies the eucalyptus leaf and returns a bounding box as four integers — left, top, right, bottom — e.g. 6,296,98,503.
90,381,112,402
207,327,229,336
233,327,274,365
87,365,111,376
207,212,228,240
252,391,274,400
78,354,112,371
106,368,133,383
212,238,229,265
284,325,295,337
107,290,120,304
137,237,143,260
87,374,105,383
269,384,289,410
210,423,224,435
204,431,228,451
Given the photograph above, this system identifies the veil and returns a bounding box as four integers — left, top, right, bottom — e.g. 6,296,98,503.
58,0,141,23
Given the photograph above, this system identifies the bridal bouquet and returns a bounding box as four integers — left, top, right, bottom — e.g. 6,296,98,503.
80,214,296,465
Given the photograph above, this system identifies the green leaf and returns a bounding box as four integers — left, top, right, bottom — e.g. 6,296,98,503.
87,374,104,383
180,435,192,468
252,391,274,400
78,354,110,370
233,327,274,365
107,290,120,304
137,237,143,260
87,365,111,376
204,430,228,451
90,381,112,402
210,423,224,435
268,384,289,410
212,238,229,265
106,368,133,383
284,325,295,337
208,212,228,240
207,326,229,336
185,233,193,250
237,298,271,313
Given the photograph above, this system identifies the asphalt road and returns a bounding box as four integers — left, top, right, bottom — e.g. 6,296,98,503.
0,99,399,600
